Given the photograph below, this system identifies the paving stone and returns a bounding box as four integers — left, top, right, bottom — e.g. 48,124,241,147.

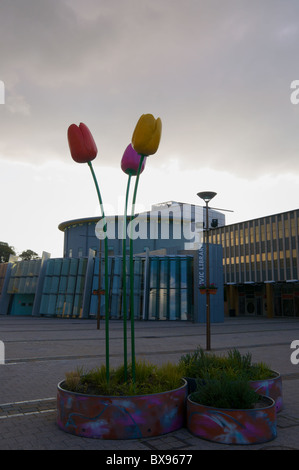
1,316,299,451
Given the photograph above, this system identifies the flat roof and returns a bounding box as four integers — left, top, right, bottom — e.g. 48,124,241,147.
215,208,299,231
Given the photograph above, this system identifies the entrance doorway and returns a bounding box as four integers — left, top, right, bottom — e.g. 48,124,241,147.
9,294,35,316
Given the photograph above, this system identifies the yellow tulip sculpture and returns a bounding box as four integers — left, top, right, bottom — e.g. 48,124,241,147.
132,114,162,156
129,114,162,385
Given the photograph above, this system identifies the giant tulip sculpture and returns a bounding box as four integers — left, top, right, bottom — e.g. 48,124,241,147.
67,122,110,382
128,114,162,384
67,115,162,388
120,144,146,380
67,122,97,163
132,114,162,157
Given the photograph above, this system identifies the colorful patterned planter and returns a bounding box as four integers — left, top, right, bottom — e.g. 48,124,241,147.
57,379,187,439
185,370,282,412
249,371,282,413
187,394,277,445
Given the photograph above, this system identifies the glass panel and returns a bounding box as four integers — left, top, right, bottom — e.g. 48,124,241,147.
45,259,55,276
67,276,76,294
73,295,83,317
61,259,70,276
75,276,85,294
59,276,67,293
53,259,62,276
149,258,159,319
110,258,121,319
50,277,60,293
169,259,180,320
56,295,65,316
48,295,57,315
69,258,78,275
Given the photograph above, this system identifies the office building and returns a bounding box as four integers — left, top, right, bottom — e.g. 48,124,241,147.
211,209,299,317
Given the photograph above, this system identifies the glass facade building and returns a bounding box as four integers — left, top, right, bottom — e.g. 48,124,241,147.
58,201,225,259
0,253,197,321
0,201,226,321
0,246,224,322
211,209,299,317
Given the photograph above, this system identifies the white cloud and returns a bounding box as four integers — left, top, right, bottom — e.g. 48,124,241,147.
1,0,299,256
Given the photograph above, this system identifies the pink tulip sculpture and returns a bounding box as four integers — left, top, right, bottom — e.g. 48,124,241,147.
120,144,146,380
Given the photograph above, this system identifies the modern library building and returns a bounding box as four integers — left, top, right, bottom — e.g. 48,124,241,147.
0,203,298,320
0,202,224,322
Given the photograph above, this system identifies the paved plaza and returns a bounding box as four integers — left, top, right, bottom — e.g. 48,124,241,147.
0,315,299,452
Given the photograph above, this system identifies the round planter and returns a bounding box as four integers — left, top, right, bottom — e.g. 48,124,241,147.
187,394,277,445
57,379,187,439
249,371,282,413
184,370,282,413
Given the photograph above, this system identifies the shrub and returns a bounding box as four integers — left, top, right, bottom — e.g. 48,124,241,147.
190,373,260,409
179,347,274,381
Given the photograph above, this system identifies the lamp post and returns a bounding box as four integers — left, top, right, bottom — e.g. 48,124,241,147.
197,191,217,351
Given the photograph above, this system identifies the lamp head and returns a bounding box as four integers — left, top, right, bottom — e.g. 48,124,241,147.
197,191,217,203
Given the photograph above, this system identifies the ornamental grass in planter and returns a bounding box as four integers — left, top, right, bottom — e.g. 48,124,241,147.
180,347,282,412
62,361,183,396
57,361,187,440
187,373,277,445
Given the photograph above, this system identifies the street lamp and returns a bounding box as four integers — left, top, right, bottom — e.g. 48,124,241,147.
197,191,217,350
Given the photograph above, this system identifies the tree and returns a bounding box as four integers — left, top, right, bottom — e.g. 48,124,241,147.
19,249,39,261
0,242,16,263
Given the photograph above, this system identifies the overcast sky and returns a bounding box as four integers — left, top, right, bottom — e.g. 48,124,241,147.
1,0,299,257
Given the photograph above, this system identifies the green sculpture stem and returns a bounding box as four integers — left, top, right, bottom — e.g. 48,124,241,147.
129,155,145,385
87,161,109,383
122,172,132,382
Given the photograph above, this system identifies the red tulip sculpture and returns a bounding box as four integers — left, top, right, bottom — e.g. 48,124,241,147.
67,122,97,163
67,122,110,382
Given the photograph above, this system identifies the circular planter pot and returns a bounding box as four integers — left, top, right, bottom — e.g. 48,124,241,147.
184,370,283,413
57,379,187,439
187,394,277,445
249,371,282,413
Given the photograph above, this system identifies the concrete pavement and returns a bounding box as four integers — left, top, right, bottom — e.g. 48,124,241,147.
1,315,299,451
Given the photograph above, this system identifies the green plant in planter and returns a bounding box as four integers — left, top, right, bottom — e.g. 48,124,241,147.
179,347,275,381
190,373,260,409
63,361,183,397
226,348,274,381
